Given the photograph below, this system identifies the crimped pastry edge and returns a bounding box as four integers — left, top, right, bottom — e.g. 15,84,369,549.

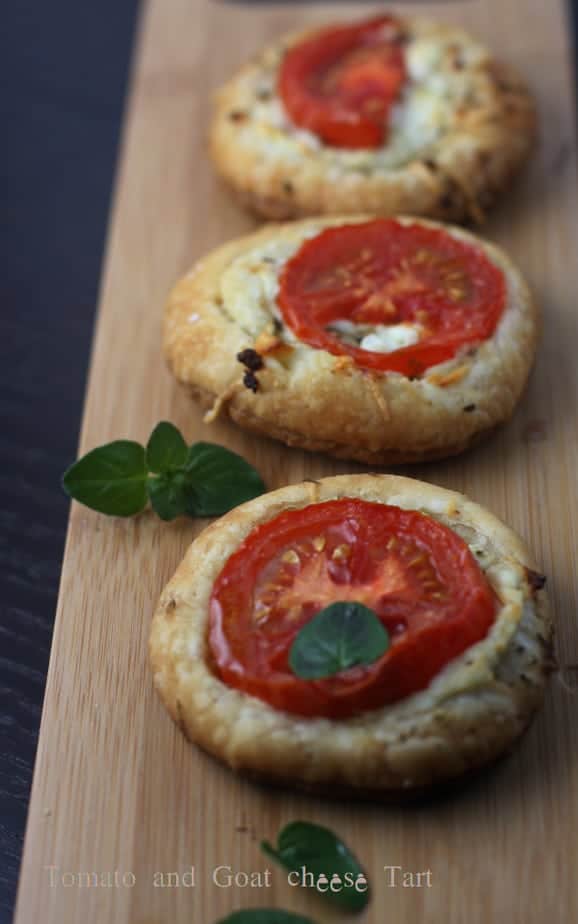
149,474,553,797
164,215,538,464
210,18,537,223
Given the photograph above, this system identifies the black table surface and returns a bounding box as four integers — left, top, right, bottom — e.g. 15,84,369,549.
0,3,140,920
0,2,576,922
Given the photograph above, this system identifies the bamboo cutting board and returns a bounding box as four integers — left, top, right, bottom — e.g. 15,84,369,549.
14,1,578,922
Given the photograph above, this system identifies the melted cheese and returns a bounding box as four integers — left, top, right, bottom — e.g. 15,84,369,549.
219,241,293,336
360,324,421,353
244,28,490,170
220,229,426,354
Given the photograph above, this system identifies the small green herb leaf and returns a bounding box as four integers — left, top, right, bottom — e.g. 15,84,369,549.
185,442,266,516
146,471,190,521
289,602,389,680
62,425,266,522
261,821,369,913
146,421,188,474
62,441,147,516
217,911,316,924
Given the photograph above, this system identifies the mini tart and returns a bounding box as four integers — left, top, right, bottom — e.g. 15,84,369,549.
210,16,536,223
150,475,553,798
164,215,538,465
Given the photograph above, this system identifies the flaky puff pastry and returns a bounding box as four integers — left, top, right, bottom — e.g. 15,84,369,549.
150,475,553,798
210,18,536,223
164,216,538,464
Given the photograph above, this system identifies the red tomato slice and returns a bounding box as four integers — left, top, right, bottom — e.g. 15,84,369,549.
209,500,496,718
277,219,507,378
278,16,406,149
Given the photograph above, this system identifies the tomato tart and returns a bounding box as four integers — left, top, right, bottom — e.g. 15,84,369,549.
210,14,536,222
150,475,553,797
164,216,537,464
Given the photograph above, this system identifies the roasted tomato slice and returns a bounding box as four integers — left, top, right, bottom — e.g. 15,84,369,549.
278,15,406,149
277,219,507,378
209,499,497,718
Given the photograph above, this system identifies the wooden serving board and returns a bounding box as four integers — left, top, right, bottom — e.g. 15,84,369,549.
15,1,578,922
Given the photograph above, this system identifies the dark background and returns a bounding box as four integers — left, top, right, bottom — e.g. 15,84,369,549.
0,2,576,921
0,3,140,920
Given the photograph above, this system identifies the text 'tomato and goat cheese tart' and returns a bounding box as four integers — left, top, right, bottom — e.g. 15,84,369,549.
164,216,538,464
149,475,553,798
210,14,536,222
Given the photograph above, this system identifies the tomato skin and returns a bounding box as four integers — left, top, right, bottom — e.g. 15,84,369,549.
278,16,406,149
209,500,497,719
277,219,507,378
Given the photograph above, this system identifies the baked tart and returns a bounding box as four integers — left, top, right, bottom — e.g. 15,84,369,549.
164,216,537,464
150,475,553,797
210,14,536,222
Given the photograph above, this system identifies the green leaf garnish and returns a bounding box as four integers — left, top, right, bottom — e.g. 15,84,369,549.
146,421,188,473
146,471,190,522
289,602,389,679
62,424,265,521
185,442,266,516
261,821,369,913
62,441,147,516
217,912,315,924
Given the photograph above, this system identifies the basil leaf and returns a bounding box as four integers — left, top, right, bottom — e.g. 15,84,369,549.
146,421,188,474
146,471,191,521
262,821,369,913
289,602,389,679
62,427,266,523
217,912,315,924
185,442,265,516
62,441,147,516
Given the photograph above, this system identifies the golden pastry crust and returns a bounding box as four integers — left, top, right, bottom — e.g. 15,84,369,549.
164,216,538,464
150,475,553,798
210,18,537,222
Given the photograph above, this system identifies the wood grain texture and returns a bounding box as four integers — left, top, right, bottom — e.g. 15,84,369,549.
14,2,578,922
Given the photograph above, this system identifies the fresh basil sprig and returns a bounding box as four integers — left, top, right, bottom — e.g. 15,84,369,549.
261,821,369,913
217,912,315,924
62,422,265,520
289,602,389,680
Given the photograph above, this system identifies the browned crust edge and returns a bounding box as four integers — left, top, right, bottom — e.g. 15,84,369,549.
150,475,553,799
